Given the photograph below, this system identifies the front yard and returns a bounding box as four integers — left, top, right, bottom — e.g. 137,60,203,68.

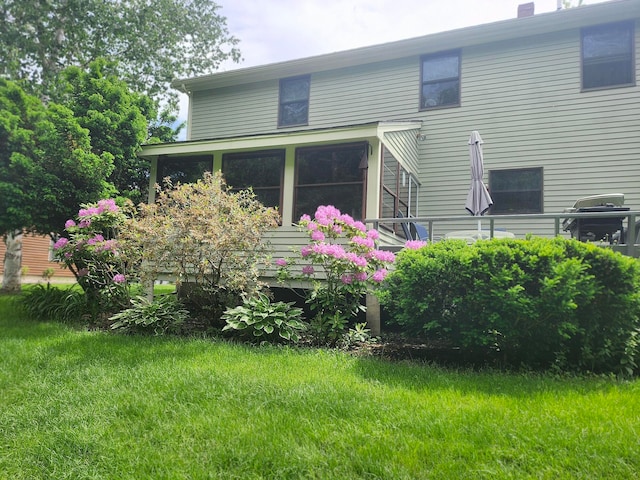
1,293,639,479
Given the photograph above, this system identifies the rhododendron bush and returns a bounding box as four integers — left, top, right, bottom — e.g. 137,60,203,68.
53,198,134,311
277,205,395,343
120,171,280,318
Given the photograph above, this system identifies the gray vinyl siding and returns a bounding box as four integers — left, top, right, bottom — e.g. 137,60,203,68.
418,26,640,237
189,57,420,140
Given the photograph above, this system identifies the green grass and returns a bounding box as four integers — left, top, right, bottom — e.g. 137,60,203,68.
1,293,640,479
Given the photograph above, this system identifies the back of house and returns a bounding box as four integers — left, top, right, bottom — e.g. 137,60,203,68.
140,0,640,254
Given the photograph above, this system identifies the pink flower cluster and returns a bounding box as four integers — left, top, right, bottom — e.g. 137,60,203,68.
405,240,428,250
289,205,395,285
53,237,68,250
78,199,119,218
112,273,126,284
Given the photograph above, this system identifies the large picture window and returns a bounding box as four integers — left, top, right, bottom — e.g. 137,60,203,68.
222,150,285,210
279,75,310,127
420,51,460,109
582,22,634,90
489,167,543,214
294,143,368,221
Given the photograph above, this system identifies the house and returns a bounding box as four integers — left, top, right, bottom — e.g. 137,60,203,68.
140,0,639,262
0,234,75,283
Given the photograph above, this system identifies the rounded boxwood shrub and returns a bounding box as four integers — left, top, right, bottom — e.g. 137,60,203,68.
379,237,640,374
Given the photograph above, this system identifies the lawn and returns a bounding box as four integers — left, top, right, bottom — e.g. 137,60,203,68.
1,292,639,479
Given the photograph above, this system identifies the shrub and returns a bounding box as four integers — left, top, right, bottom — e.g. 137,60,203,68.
276,205,396,344
109,295,189,335
52,198,135,314
379,237,640,374
120,172,279,323
222,292,307,343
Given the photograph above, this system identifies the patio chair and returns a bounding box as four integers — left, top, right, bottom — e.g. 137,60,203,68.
411,222,429,241
396,211,412,240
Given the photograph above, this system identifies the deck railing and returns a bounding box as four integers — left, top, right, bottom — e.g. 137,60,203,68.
366,210,640,258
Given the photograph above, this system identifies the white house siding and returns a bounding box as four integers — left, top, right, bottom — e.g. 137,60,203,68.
418,26,640,239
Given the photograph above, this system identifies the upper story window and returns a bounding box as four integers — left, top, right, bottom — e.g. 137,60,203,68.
279,75,310,127
222,150,285,211
582,22,635,90
489,167,543,215
420,51,460,109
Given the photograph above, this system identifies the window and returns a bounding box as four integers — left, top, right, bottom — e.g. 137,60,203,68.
279,76,310,127
582,22,634,90
294,143,368,221
157,155,212,186
489,167,543,214
420,51,460,109
380,147,419,235
221,150,285,210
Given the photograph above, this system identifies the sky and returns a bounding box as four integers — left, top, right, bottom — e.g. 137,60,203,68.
177,0,609,122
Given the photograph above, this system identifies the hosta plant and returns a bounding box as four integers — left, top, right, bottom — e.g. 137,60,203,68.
222,292,307,343
109,294,189,335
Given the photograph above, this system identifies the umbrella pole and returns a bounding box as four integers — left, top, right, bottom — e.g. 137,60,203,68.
478,218,481,233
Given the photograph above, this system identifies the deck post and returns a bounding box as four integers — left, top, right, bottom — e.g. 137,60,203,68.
366,294,381,336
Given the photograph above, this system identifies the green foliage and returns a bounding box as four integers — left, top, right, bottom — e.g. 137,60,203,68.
109,295,189,335
340,322,377,349
16,284,87,322
0,0,240,103
121,171,280,322
0,78,114,237
57,59,156,203
222,292,307,343
380,237,640,374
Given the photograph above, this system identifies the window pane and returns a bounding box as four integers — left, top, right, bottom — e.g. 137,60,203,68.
297,145,365,185
222,151,284,209
157,155,212,186
409,177,419,217
280,101,308,126
583,26,631,59
222,151,284,188
422,54,459,81
582,22,634,89
294,143,367,220
295,184,363,220
281,77,310,102
251,188,281,209
279,76,310,126
490,168,543,214
422,80,460,108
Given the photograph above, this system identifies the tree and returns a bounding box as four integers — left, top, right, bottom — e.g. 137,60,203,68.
58,59,159,203
0,79,114,291
0,0,241,103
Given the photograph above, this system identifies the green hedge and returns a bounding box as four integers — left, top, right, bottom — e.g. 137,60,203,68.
379,237,640,374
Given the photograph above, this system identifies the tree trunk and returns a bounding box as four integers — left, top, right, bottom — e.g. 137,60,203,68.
2,230,23,292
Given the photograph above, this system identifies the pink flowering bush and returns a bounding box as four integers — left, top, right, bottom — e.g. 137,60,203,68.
53,198,134,313
277,205,395,344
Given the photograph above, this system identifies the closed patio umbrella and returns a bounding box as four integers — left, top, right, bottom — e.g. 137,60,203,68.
465,131,493,231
